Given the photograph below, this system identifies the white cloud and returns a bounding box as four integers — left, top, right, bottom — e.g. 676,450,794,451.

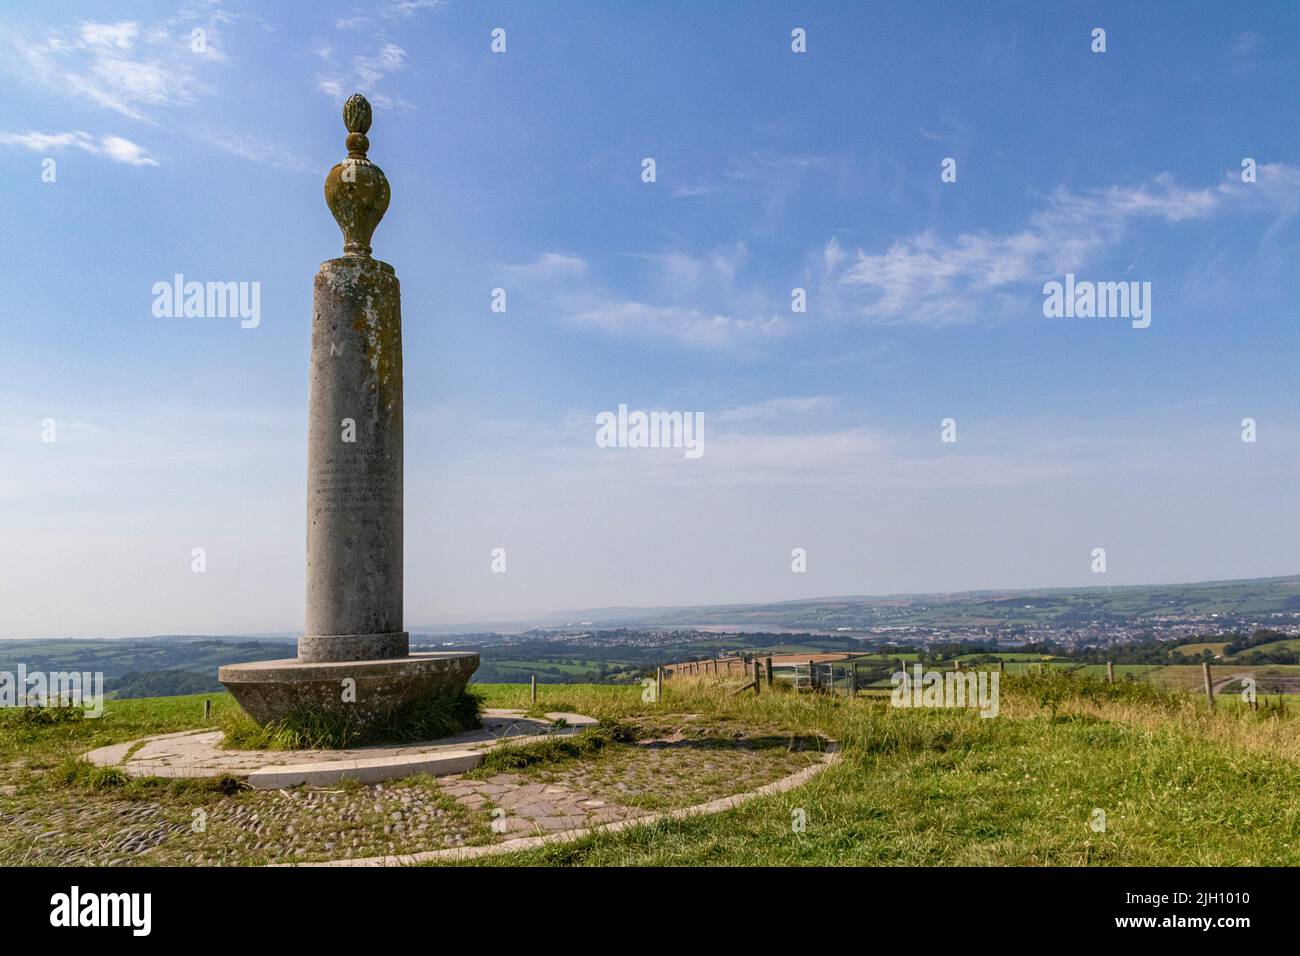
331,0,445,33
713,397,833,424
196,130,314,174
0,8,314,174
317,37,412,111
566,300,787,350
98,134,159,166
1,14,223,121
503,252,589,282
80,21,139,50
1230,32,1262,57
0,131,93,152
384,0,447,16
0,129,157,166
826,166,1300,325
506,247,788,351
507,166,1300,348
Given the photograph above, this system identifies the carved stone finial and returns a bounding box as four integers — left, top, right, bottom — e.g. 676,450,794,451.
343,93,372,134
325,94,390,258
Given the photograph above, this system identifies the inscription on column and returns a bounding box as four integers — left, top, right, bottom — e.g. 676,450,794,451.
313,449,398,516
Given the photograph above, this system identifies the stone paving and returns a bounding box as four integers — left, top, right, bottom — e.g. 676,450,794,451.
84,709,597,787
440,772,640,835
311,744,841,866
0,715,834,865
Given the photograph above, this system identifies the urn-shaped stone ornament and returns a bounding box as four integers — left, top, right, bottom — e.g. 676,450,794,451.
324,93,391,258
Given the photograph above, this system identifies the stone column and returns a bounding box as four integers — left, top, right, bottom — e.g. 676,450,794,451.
219,94,478,737
301,258,405,662
301,93,406,664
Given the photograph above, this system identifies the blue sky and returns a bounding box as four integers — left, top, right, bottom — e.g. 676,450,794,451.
1,1,1298,637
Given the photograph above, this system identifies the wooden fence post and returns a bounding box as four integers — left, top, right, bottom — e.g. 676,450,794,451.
752,660,761,696
530,674,537,705
1107,661,1115,684
850,661,858,698
765,657,773,688
204,699,211,721
1202,662,1214,711
807,659,816,692
656,666,663,703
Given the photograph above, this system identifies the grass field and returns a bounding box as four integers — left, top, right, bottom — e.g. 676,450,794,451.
446,675,1300,866
1174,641,1230,657
2,671,1299,866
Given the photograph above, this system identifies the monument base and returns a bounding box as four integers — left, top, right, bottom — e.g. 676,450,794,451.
218,652,479,737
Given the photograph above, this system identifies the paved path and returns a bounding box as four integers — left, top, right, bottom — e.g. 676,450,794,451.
289,742,840,866
84,710,597,788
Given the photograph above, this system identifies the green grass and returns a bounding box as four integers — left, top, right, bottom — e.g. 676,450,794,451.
0,692,239,768
1070,664,1158,679
4,673,1300,866
439,673,1300,866
219,688,484,749
1175,641,1229,657
467,720,639,776
51,755,246,797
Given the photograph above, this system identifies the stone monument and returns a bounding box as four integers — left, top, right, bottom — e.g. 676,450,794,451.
220,94,478,736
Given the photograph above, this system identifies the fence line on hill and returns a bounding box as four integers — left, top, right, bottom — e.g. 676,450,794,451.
658,656,1294,709
663,655,862,696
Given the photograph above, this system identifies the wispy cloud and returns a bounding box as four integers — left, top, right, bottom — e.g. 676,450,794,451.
566,300,787,350
502,252,588,282
196,129,315,174
1230,31,1262,58
505,248,789,351
0,12,225,122
0,6,319,175
335,0,447,28
511,165,1300,348
0,130,157,166
823,165,1300,325
316,41,411,111
318,0,444,109
671,149,842,228
713,396,834,424
384,0,447,17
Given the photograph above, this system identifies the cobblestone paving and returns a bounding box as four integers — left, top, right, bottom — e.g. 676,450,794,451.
0,720,825,866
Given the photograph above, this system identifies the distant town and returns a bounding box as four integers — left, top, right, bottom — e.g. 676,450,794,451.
4,574,1298,693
